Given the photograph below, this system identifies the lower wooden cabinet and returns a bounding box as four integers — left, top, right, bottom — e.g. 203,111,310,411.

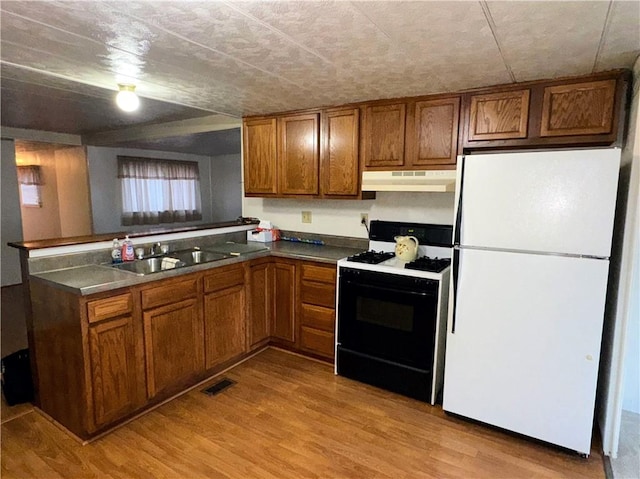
88,314,145,428
248,260,272,346
143,298,204,398
272,261,296,343
29,256,339,439
298,263,337,360
204,285,246,368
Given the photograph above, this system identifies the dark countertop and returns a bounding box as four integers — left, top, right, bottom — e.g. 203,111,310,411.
31,241,364,296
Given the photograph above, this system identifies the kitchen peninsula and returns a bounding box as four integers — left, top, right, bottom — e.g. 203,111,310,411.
12,222,365,440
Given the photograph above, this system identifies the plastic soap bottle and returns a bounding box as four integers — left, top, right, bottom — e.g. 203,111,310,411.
121,236,135,262
111,239,122,264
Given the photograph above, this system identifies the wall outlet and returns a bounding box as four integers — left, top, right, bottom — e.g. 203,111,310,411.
360,213,369,226
301,211,312,223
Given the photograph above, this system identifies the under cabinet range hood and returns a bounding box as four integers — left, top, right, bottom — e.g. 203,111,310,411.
361,170,457,193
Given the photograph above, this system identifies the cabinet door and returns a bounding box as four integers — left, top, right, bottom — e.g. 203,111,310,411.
143,298,204,398
272,262,296,343
408,97,460,167
322,108,360,196
363,103,406,168
540,79,616,137
468,89,530,141
249,261,271,346
243,118,278,195
89,315,145,428
204,286,246,369
278,113,319,195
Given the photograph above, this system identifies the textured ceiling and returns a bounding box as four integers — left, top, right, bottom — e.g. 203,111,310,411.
1,0,639,152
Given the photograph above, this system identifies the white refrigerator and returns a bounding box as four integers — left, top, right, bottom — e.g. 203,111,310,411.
442,148,621,455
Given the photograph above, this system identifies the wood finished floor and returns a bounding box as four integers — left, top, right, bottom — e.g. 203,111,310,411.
1,348,605,479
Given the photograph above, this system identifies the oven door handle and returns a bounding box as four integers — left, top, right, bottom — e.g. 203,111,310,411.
343,280,434,298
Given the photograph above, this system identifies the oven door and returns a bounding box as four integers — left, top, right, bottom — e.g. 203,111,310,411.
337,267,439,369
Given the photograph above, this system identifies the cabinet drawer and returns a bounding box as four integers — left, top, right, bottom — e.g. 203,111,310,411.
142,277,198,310
204,265,244,293
300,326,334,359
88,293,133,323
301,281,335,309
301,264,336,284
300,304,334,332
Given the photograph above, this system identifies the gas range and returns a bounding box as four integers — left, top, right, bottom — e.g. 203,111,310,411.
335,220,453,404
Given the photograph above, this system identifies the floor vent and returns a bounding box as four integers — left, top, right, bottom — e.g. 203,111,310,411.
202,378,236,396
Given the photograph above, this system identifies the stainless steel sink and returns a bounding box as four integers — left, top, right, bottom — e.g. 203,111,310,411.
170,248,229,265
112,257,166,275
111,248,231,275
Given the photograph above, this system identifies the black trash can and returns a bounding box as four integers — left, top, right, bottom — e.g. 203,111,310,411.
1,348,34,406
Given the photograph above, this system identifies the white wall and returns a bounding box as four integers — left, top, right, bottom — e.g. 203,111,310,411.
598,56,640,455
622,241,639,412
1,139,23,286
210,153,242,222
87,146,217,234
243,192,456,237
55,147,93,237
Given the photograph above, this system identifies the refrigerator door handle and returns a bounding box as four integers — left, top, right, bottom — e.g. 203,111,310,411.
453,155,466,245
451,247,460,334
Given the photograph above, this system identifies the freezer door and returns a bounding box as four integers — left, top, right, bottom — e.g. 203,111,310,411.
443,248,609,454
458,149,620,257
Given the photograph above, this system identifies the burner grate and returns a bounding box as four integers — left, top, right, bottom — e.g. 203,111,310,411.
347,250,395,265
405,257,451,273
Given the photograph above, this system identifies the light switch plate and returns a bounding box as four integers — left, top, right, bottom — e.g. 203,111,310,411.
301,211,312,223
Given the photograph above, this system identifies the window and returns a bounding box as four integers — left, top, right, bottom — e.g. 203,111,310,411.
118,156,202,226
16,165,43,207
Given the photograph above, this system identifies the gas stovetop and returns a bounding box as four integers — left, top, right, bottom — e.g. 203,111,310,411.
338,220,454,280
346,251,451,273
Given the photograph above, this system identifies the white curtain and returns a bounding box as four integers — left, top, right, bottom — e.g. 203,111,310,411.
118,156,202,226
16,165,43,207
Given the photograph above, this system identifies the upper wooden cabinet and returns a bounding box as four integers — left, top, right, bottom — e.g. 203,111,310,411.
362,103,406,168
462,71,628,149
467,89,530,141
278,113,319,195
363,97,461,171
540,79,616,137
406,97,460,167
322,107,360,196
243,118,278,196
244,109,370,198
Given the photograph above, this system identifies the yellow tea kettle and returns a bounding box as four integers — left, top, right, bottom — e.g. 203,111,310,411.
394,235,419,262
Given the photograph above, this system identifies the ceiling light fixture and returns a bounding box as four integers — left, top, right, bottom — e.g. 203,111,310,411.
115,84,140,112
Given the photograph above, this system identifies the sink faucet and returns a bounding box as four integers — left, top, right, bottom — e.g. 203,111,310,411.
150,242,162,255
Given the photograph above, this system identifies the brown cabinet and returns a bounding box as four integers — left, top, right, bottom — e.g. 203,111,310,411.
540,79,616,137
243,118,278,196
143,298,204,398
363,97,461,171
87,293,145,430
244,109,369,199
467,89,530,141
203,264,246,368
278,113,320,195
406,97,460,167
362,103,406,168
248,259,272,347
463,71,627,149
322,107,361,196
272,261,296,343
298,263,336,360
88,314,145,428
141,278,203,398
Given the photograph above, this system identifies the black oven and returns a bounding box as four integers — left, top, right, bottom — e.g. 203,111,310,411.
336,267,439,402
